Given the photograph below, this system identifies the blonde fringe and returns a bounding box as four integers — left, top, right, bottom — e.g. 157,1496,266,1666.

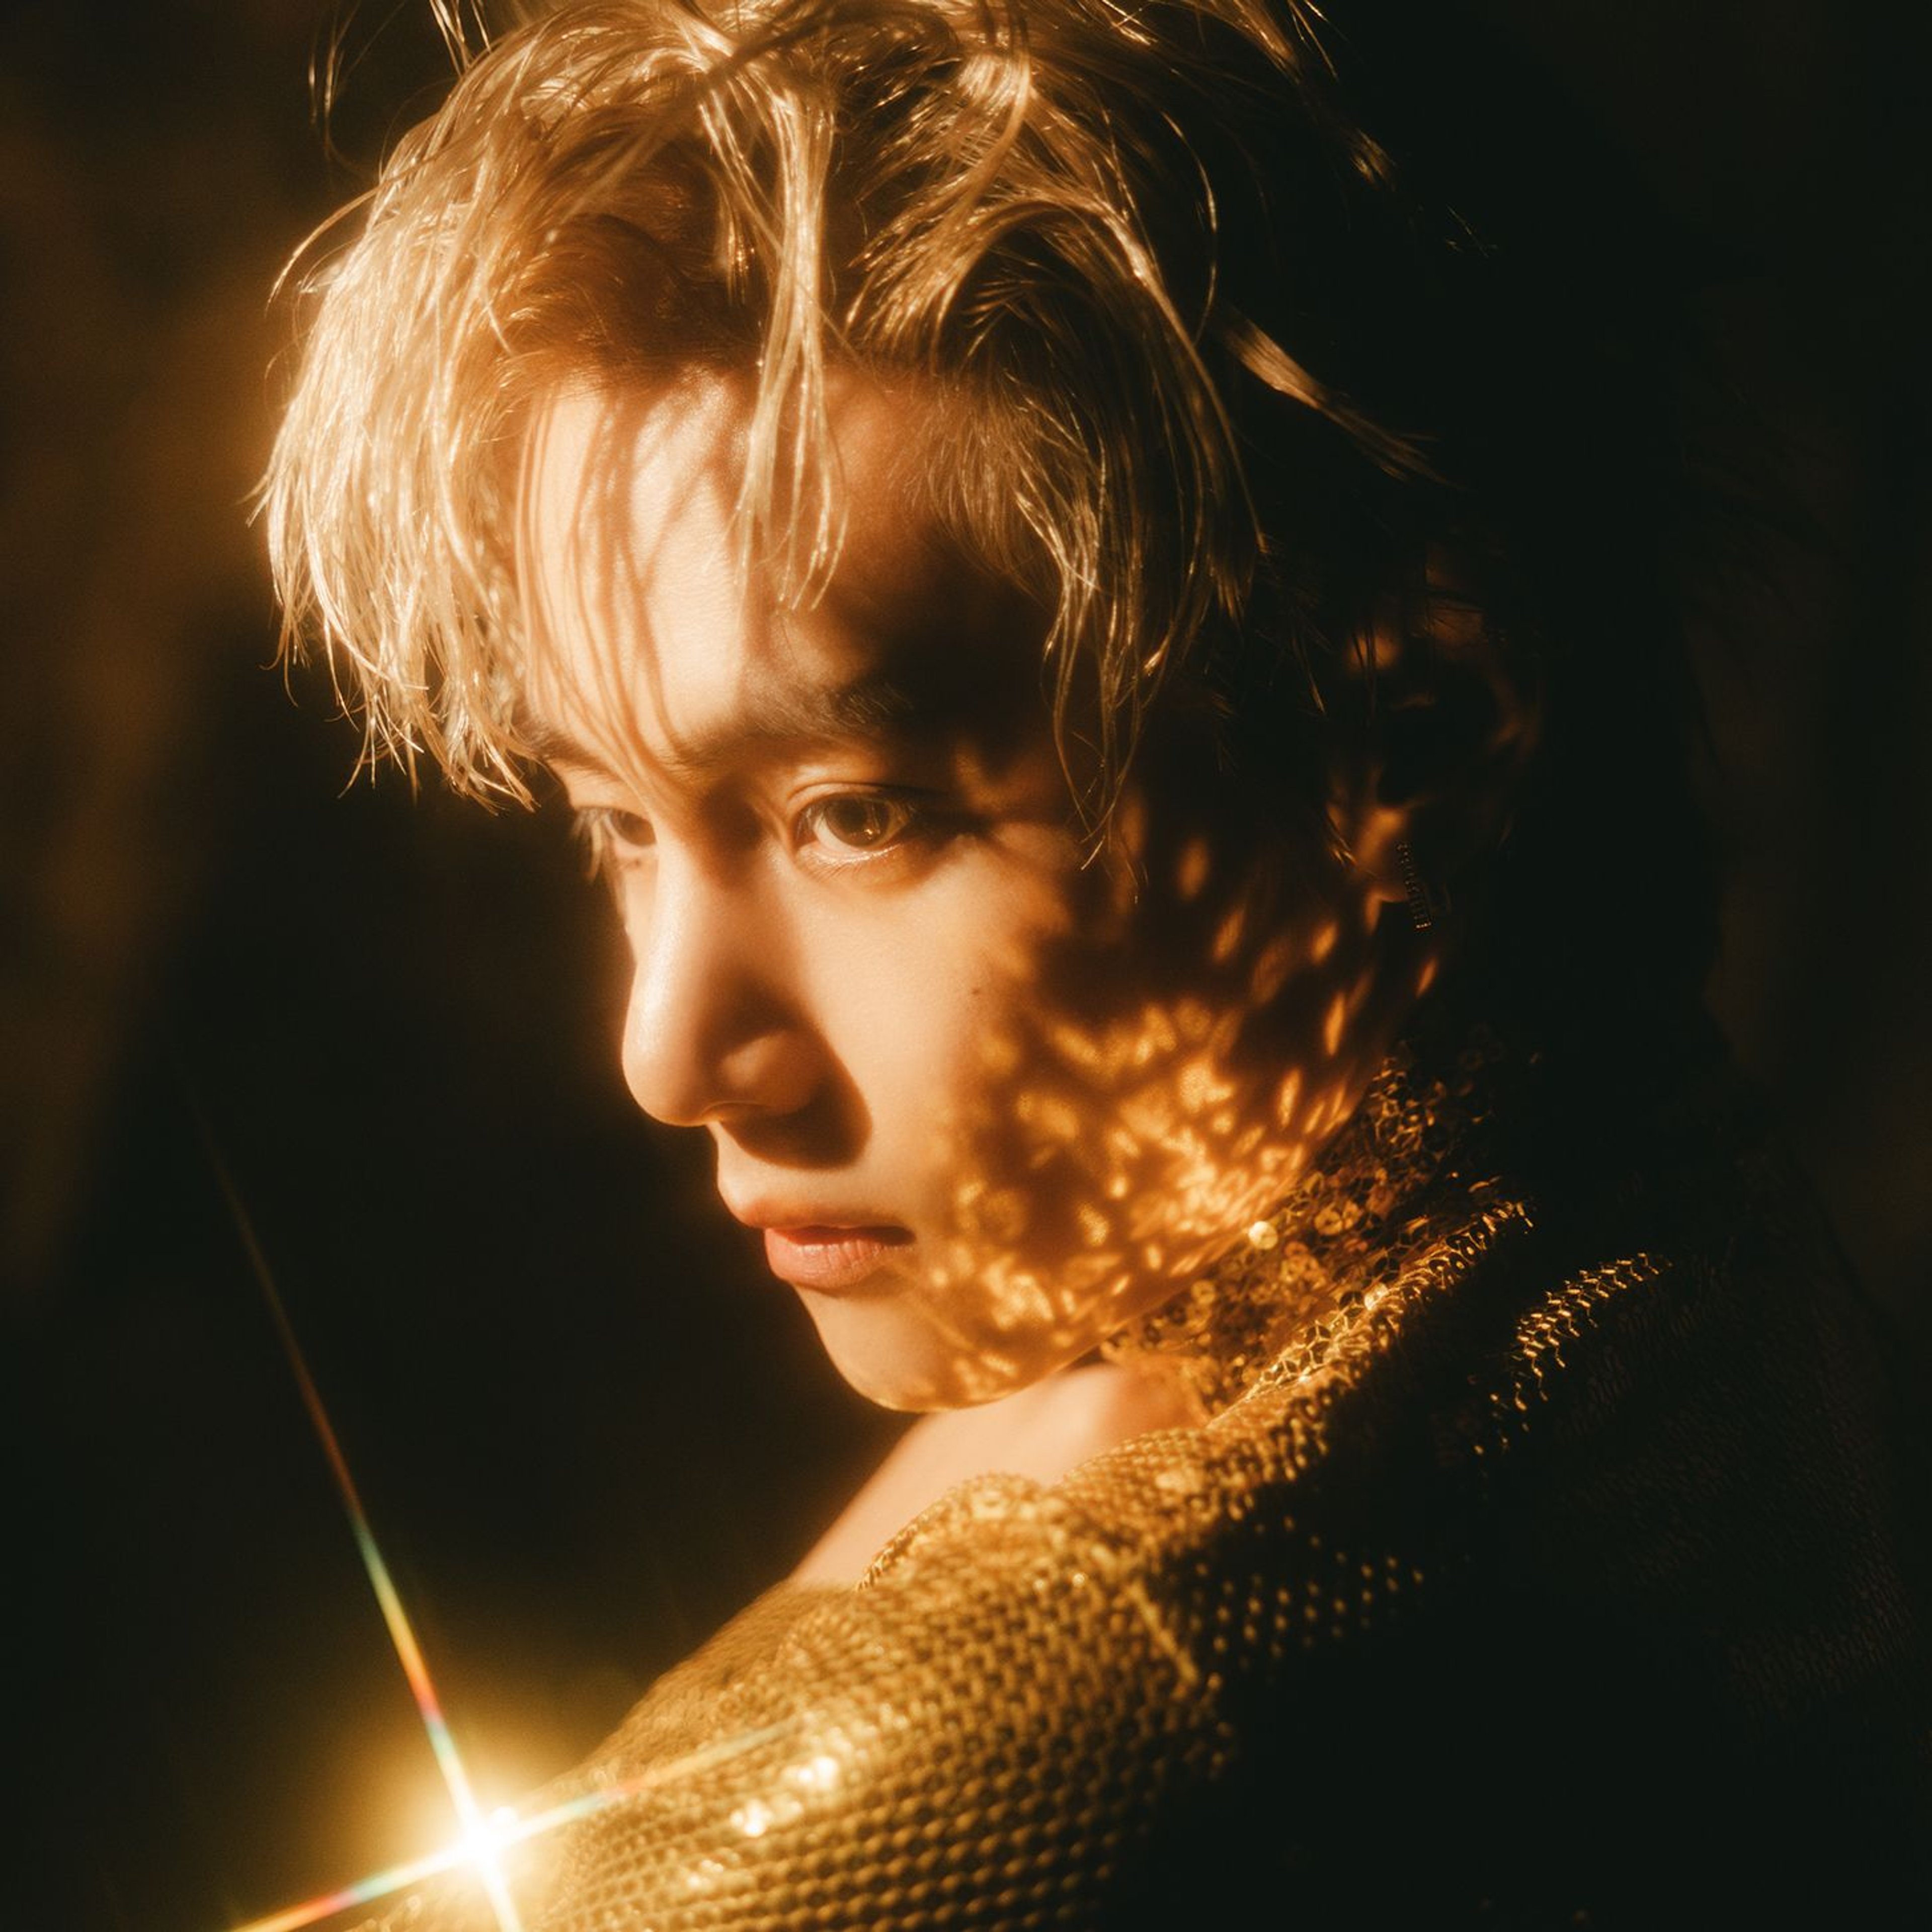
263,0,1408,820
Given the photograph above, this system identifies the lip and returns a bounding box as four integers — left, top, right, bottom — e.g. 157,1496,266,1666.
761,1225,912,1292
725,1201,914,1294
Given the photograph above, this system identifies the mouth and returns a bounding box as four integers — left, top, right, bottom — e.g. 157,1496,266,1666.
727,1206,915,1294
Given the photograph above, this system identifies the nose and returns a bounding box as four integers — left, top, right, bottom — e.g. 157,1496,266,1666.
619,854,824,1128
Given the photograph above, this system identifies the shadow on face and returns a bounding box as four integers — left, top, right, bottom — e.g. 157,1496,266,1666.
514,369,1447,1409
898,707,1433,1403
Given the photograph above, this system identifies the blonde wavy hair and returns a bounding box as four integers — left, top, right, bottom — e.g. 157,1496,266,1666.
263,0,1433,817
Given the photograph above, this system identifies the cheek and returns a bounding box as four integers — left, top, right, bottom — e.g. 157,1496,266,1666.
795,847,1074,1163
927,884,1392,1277
609,863,654,941
815,913,1022,1132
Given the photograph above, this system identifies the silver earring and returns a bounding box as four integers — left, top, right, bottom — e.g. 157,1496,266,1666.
1395,841,1438,932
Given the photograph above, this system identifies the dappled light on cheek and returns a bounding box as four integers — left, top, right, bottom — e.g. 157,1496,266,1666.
882,794,1418,1409
508,381,1448,1416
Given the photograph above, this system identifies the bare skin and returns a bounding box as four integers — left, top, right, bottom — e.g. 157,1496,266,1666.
792,1359,1201,1584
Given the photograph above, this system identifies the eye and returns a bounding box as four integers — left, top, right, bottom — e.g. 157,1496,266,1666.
795,792,920,856
574,803,656,871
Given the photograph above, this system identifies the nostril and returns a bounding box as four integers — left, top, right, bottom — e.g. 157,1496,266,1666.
705,1030,824,1124
707,1073,868,1168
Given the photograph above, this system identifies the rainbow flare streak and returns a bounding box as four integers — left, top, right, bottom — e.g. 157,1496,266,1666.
223,1723,801,1932
204,1120,807,1932
222,1839,480,1932
207,1142,523,1932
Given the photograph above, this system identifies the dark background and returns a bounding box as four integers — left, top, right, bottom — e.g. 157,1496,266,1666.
4,5,1928,1929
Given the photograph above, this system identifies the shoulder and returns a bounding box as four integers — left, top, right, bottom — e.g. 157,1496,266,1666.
793,1361,1201,1586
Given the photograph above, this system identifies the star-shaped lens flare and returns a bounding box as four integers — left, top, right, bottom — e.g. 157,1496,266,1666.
206,1142,526,1932
223,1729,802,1932
200,1114,804,1932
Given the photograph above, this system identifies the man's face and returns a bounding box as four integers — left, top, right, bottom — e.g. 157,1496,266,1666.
520,374,1408,1408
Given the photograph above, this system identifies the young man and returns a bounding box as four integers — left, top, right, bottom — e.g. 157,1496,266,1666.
267,0,1928,1921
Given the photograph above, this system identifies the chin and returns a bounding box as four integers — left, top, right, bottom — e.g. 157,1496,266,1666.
796,1286,1062,1412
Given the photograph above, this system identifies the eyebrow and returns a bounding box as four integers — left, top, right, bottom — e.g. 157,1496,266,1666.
515,666,926,783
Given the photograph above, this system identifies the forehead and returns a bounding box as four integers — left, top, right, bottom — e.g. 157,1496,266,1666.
517,374,1036,777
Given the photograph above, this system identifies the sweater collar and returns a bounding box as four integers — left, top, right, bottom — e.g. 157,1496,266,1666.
1100,1015,1526,1415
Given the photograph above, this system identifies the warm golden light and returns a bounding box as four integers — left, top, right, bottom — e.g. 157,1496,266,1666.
205,1146,526,1932
223,1724,804,1932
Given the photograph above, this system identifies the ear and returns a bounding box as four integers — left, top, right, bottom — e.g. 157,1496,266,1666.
1331,547,1541,923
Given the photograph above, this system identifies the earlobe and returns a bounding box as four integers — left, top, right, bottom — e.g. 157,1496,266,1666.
1333,794,1434,922
1395,839,1444,933
1328,579,1540,927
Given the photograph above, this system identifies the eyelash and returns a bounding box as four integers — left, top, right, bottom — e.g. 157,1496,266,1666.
573,806,653,877
793,791,926,865
572,791,931,875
